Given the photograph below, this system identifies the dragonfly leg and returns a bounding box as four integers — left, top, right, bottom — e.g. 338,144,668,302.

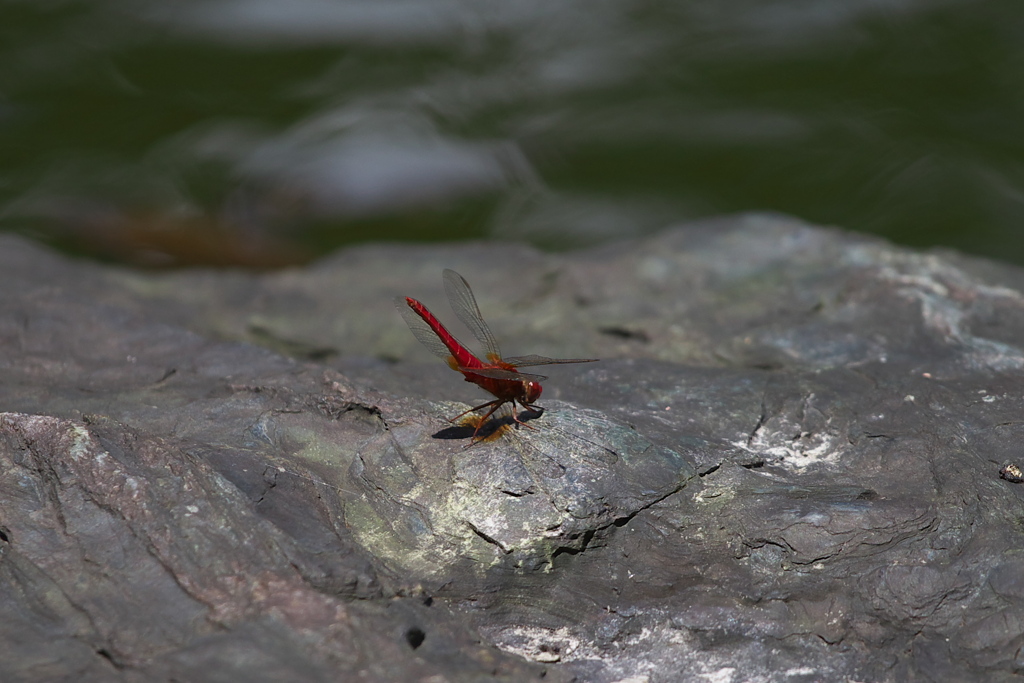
471,401,511,440
447,399,510,440
509,402,542,431
448,399,501,424
448,399,541,441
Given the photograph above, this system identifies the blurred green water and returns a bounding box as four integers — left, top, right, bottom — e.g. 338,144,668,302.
2,0,1023,267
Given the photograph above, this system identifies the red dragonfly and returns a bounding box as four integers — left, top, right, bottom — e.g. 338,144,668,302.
397,269,597,440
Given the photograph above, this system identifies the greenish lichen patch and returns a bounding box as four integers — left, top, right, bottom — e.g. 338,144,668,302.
336,401,696,582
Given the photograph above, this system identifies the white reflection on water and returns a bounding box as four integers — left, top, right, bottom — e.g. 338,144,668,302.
4,0,1016,261
141,0,918,228
147,0,932,50
144,0,463,46
235,125,535,216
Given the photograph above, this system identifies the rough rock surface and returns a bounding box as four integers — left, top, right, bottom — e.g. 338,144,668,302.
2,213,1024,682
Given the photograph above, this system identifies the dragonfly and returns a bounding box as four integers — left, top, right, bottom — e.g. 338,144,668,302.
396,269,597,440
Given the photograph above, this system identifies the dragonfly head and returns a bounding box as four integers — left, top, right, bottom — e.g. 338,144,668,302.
523,380,542,404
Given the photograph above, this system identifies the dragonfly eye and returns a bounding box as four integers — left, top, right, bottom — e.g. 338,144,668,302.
524,381,542,403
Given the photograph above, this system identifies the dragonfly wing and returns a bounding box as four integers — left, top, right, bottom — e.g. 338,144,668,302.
395,296,461,360
503,354,599,367
458,366,548,382
443,269,503,359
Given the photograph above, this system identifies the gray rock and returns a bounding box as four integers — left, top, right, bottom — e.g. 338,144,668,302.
1,213,1023,681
